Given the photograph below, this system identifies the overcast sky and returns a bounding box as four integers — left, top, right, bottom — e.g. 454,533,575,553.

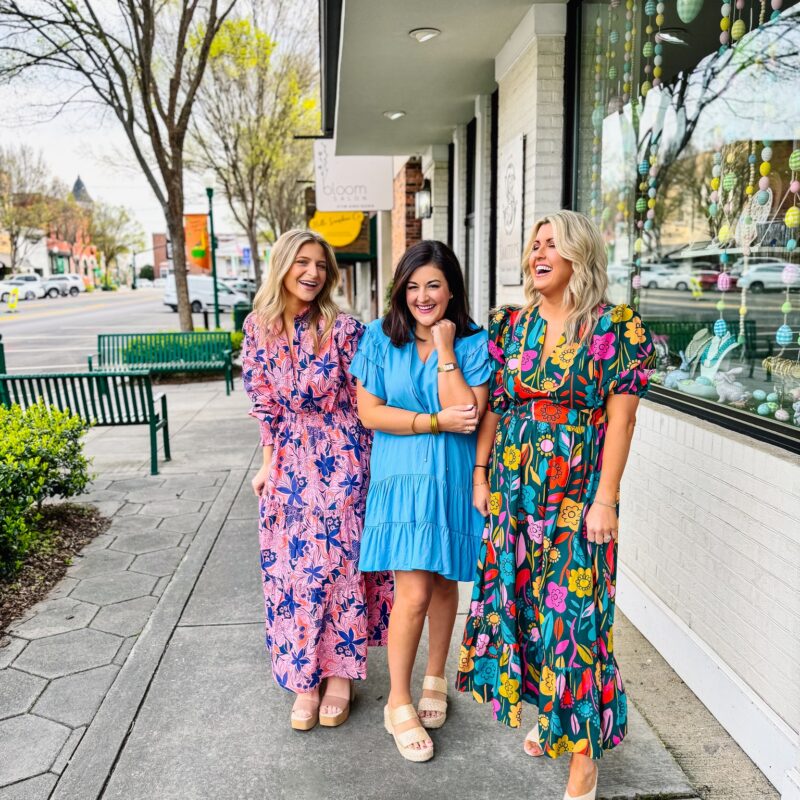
0,81,241,254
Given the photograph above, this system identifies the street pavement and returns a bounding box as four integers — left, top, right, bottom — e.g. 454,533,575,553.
0,381,705,800
0,288,233,374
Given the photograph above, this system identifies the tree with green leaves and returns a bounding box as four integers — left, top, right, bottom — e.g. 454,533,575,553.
189,5,318,286
89,202,145,284
0,144,57,274
0,0,237,330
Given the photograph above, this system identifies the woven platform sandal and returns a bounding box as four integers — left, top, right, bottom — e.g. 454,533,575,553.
319,681,355,727
383,703,434,763
417,675,448,730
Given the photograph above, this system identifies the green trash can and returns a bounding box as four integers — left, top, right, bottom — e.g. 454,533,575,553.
232,302,252,332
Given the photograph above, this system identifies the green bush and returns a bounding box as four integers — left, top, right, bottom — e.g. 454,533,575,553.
0,403,92,576
138,264,155,281
230,330,243,354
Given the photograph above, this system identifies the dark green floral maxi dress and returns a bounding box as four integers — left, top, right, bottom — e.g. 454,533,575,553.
456,303,655,760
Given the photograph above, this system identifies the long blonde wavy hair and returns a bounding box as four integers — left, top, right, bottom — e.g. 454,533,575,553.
521,210,609,345
252,229,340,350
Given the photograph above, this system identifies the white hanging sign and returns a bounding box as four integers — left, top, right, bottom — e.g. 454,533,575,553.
498,134,525,286
313,140,394,212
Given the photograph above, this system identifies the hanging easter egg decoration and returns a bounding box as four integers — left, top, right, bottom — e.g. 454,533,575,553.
785,207,800,228
639,160,649,175
722,173,736,192
718,223,732,241
714,319,728,337
783,264,800,285
756,190,770,205
731,19,746,39
717,272,731,291
776,324,793,346
636,197,647,213
789,149,800,171
787,239,797,252
677,0,704,22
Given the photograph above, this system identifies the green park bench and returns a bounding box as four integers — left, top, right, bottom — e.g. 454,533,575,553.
0,371,170,475
87,332,234,395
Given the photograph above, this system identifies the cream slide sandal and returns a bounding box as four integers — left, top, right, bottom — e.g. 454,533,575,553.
524,724,545,757
384,703,434,762
417,675,448,730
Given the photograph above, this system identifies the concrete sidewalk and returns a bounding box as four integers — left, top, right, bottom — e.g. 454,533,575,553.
0,381,741,799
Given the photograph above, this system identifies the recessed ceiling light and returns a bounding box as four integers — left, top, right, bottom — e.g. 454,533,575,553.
409,28,441,43
656,28,689,45
383,110,406,121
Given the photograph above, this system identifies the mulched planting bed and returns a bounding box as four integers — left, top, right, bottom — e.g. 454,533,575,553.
0,504,110,632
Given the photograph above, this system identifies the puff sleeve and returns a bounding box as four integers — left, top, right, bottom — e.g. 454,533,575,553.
590,305,656,400
334,314,366,405
241,314,281,446
458,329,492,386
349,318,389,400
486,307,515,413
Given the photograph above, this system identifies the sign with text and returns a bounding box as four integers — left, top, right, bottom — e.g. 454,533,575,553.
184,214,210,270
498,135,525,286
314,140,393,212
308,211,366,247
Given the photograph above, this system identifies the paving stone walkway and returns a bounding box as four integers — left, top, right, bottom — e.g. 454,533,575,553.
0,382,700,800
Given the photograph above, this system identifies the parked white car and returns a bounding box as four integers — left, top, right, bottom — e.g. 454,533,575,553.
48,273,86,295
2,277,46,300
736,263,791,292
163,274,249,313
639,265,694,290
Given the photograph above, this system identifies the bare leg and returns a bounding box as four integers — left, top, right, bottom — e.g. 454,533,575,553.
419,574,458,721
566,753,598,796
387,570,435,751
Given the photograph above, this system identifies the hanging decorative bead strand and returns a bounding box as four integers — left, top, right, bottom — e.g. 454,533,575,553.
779,144,800,348
590,13,604,224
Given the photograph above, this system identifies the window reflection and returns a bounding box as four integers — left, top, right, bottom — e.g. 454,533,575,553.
578,1,800,428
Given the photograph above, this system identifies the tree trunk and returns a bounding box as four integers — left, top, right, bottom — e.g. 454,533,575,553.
166,186,193,332
247,225,262,288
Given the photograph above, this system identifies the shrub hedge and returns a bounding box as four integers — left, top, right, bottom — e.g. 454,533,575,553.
0,402,92,577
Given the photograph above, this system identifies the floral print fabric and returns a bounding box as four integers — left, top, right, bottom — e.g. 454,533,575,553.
242,311,392,692
456,303,655,759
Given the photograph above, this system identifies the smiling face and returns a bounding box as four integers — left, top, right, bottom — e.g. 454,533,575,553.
282,242,328,306
528,222,574,299
405,264,451,331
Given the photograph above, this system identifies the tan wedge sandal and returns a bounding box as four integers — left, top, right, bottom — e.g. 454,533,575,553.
417,675,448,730
290,692,321,731
384,703,434,763
319,681,355,727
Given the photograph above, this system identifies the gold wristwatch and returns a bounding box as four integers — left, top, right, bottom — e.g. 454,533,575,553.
437,362,458,373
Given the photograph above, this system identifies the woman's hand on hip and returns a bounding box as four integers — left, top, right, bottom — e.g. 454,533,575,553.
473,481,490,516
584,502,618,544
251,465,270,497
437,404,478,434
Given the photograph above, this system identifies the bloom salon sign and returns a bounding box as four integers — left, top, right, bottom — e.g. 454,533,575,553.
313,140,393,212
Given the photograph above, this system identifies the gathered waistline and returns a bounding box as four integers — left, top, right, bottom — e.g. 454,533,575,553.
505,399,606,427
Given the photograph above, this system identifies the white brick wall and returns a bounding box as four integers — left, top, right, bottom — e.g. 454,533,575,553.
621,402,800,735
495,33,566,310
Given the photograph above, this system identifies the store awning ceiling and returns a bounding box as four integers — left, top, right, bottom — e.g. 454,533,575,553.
320,0,534,155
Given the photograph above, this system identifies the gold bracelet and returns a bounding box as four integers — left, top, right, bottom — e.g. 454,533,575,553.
430,412,440,435
411,412,420,434
593,498,617,508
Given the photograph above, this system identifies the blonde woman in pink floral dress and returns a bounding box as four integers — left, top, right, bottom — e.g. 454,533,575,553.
242,229,392,731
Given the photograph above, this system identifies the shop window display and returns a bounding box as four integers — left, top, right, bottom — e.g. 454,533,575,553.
575,0,800,434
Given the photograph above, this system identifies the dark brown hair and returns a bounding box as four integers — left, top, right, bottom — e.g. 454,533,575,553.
382,240,480,347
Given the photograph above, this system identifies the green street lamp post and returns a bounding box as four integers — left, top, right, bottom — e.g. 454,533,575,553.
204,174,221,329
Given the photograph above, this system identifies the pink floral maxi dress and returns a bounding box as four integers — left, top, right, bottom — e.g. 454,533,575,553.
242,311,393,692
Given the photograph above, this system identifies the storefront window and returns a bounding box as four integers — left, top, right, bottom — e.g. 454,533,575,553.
576,0,800,435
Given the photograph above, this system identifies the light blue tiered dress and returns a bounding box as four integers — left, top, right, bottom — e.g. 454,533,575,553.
350,319,491,582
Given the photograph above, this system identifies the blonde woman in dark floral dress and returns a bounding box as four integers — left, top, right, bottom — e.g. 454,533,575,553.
457,211,655,800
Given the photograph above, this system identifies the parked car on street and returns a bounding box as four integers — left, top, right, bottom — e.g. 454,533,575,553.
48,274,86,295
41,276,69,298
163,274,249,313
736,262,792,292
639,265,695,290
2,278,46,300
